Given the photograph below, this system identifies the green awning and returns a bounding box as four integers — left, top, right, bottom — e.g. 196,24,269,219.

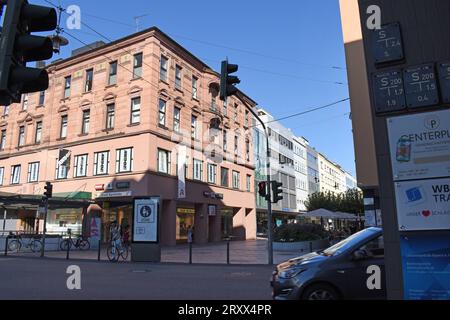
52,192,92,200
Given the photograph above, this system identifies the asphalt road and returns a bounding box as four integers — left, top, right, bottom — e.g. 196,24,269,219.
0,256,274,300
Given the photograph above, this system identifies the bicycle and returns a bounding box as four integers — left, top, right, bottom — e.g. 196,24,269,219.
107,238,128,262
60,235,90,251
7,233,42,253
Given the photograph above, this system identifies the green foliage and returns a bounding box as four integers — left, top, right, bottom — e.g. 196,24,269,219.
304,188,364,215
274,223,327,242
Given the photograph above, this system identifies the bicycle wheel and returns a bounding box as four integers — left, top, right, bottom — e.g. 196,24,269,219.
8,239,21,252
120,245,129,261
30,240,42,253
107,244,119,262
79,239,90,250
60,239,71,251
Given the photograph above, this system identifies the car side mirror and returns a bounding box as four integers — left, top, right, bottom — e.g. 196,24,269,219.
352,249,368,261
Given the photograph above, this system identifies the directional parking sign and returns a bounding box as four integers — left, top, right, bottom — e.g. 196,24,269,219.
372,70,406,113
404,64,439,108
371,23,404,64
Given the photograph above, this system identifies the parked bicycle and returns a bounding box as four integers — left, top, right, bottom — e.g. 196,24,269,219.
60,235,90,251
7,232,42,253
107,238,128,262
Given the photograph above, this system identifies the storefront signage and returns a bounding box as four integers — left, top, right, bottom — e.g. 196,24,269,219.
57,149,71,166
403,64,439,109
370,22,404,64
115,181,130,189
387,109,450,181
203,191,224,200
208,205,217,216
372,70,406,113
94,184,104,191
400,234,450,300
395,178,450,231
176,208,195,214
133,197,159,243
96,191,132,198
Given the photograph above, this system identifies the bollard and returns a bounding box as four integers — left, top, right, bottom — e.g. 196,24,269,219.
4,236,8,256
226,239,230,265
66,233,71,260
97,239,101,261
188,242,192,264
309,241,313,253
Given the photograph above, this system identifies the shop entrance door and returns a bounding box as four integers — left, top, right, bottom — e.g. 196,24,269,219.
176,208,195,243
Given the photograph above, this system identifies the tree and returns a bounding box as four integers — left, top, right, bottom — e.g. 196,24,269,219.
305,188,363,215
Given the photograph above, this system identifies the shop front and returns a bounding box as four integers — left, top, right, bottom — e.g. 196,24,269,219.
98,200,133,243
176,207,195,243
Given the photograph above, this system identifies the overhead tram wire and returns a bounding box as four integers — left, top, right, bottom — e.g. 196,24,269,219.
43,0,347,73
249,98,350,128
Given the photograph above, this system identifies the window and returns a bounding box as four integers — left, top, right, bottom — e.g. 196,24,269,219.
74,154,88,177
56,159,68,180
193,159,203,181
60,115,68,138
18,126,25,147
207,164,217,184
64,75,71,98
94,151,109,175
246,139,250,161
220,167,229,187
234,105,238,122
234,135,239,154
0,130,6,150
223,100,227,117
133,53,143,79
39,91,45,105
245,110,249,127
81,110,90,134
85,68,93,92
223,130,227,151
35,121,42,144
232,171,240,189
160,55,168,81
0,167,4,186
116,147,133,173
191,115,197,139
108,61,117,85
27,162,40,182
246,174,251,192
158,99,166,126
175,65,182,90
157,149,171,174
106,104,115,129
130,97,141,124
210,96,217,111
192,76,198,99
176,155,188,178
173,107,181,133
10,165,21,184
22,94,28,110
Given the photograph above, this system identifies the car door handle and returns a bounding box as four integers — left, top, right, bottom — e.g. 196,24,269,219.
337,270,345,274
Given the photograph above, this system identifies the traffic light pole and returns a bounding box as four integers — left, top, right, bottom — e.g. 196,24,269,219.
40,197,48,257
239,97,274,265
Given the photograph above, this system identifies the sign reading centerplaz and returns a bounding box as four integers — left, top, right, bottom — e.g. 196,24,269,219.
387,109,450,181
395,178,450,231
132,197,159,243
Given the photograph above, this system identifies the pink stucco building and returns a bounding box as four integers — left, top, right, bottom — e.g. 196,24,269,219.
0,27,257,245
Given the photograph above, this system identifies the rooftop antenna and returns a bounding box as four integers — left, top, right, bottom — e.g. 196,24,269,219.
134,13,150,32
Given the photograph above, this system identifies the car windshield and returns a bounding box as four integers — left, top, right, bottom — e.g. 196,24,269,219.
321,228,380,257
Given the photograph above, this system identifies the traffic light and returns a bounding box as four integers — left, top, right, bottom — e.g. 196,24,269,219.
0,0,57,105
258,181,267,198
271,181,283,204
219,59,240,101
43,181,53,198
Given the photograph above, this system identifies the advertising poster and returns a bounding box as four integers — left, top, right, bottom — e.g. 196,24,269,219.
387,109,450,181
394,178,450,231
133,197,159,243
400,234,450,300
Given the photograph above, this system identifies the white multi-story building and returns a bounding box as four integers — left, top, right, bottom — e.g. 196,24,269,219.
293,136,309,212
318,153,347,194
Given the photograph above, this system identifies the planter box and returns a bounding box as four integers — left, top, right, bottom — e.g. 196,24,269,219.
273,239,329,253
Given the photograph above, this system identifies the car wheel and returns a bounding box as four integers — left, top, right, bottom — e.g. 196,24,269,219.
302,284,340,300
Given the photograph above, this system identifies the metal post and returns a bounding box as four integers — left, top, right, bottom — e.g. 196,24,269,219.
97,239,101,261
4,235,8,256
40,198,48,258
188,242,192,264
242,101,274,265
66,231,71,260
309,241,313,253
226,239,230,264
2,208,6,231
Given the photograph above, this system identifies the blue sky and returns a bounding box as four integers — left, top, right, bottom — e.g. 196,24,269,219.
35,0,355,176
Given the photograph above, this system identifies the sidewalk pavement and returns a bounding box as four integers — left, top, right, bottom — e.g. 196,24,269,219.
3,239,307,265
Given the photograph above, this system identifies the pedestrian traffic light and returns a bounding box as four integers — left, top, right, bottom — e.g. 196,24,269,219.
0,0,57,105
258,181,267,198
271,181,283,204
43,181,53,198
219,59,240,101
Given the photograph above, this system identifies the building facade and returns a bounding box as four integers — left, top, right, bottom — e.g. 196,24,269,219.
293,136,308,212
317,153,347,194
306,145,320,195
0,27,257,245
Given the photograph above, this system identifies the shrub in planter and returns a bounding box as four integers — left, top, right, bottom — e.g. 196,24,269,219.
274,223,327,242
